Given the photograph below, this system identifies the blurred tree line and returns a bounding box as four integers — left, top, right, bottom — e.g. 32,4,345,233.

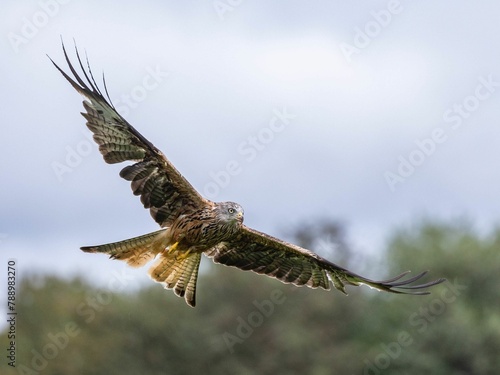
1,220,499,375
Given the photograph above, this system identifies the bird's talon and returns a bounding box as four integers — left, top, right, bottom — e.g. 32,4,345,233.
168,242,179,254
176,249,192,260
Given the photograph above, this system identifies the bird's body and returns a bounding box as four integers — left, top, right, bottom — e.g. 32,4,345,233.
50,42,445,307
81,201,244,306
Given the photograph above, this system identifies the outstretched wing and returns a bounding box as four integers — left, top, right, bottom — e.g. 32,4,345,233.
206,226,446,295
49,42,208,226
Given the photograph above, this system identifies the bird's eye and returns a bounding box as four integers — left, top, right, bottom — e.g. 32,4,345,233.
228,208,235,214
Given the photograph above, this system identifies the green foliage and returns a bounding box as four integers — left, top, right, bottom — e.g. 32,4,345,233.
1,221,498,374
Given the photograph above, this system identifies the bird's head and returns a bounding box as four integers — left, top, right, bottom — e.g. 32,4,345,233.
216,201,244,225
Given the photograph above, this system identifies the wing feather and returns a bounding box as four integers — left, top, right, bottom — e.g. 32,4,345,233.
49,42,208,226
206,226,446,295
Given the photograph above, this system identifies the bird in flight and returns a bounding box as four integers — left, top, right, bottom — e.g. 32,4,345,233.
50,43,445,307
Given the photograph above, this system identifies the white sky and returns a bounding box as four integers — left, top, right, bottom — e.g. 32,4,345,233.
1,1,500,297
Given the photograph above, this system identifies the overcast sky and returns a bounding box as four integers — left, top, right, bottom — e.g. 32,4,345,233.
2,1,500,301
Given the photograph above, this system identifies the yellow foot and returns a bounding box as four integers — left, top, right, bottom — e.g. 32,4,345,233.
176,249,192,260
167,242,179,254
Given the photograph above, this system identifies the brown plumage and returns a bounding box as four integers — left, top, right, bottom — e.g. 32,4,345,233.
50,42,445,307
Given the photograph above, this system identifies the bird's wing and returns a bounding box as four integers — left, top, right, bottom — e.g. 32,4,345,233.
206,225,446,295
49,42,208,226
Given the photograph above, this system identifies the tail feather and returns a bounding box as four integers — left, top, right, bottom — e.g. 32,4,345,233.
148,252,202,307
80,228,169,267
